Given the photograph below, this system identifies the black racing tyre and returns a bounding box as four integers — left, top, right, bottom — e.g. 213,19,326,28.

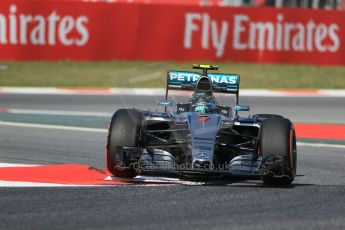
260,118,297,186
253,114,284,119
106,109,142,178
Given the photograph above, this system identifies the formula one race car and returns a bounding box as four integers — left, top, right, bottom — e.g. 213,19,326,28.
106,64,297,186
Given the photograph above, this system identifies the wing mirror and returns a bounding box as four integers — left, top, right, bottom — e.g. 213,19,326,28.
233,104,250,111
157,100,174,107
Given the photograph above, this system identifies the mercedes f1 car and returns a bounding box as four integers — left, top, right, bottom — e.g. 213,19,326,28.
106,64,297,186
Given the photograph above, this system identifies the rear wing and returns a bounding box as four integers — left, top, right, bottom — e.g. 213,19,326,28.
166,70,240,104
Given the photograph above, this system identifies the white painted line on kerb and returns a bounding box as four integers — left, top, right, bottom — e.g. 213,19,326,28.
0,181,100,187
1,121,344,148
0,87,61,94
0,163,39,168
0,121,107,133
0,181,69,187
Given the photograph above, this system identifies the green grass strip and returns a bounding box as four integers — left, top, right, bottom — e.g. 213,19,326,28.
0,61,344,89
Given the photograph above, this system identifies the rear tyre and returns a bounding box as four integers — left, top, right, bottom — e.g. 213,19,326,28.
260,118,297,186
106,109,142,178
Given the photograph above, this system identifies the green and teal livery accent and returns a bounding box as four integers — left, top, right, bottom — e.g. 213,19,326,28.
167,71,240,94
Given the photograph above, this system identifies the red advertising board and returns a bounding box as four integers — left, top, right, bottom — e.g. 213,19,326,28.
0,0,344,65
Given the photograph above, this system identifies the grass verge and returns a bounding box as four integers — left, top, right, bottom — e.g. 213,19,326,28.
0,61,344,89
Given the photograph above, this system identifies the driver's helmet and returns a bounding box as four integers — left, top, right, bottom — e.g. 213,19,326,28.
190,92,214,114
194,105,208,114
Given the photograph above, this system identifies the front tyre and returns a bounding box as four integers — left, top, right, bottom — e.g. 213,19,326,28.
260,118,297,186
106,109,142,178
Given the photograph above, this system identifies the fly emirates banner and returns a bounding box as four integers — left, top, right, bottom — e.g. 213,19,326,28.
0,0,344,65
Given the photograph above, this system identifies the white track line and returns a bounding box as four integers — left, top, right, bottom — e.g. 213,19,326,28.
0,87,61,94
6,109,112,117
0,121,106,133
297,142,345,149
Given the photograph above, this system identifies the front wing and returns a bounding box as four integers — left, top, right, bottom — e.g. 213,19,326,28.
120,147,288,180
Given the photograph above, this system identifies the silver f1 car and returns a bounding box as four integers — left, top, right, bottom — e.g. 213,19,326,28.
106,64,297,186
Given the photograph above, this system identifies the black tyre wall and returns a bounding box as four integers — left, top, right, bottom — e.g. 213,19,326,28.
106,109,142,177
260,118,297,185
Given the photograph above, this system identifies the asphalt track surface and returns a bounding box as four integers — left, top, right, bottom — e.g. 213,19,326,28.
1,94,345,229
1,94,344,123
